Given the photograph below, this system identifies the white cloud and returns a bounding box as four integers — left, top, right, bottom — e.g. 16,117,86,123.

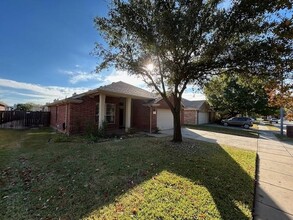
103,70,147,88
0,70,206,106
60,70,102,84
0,78,89,106
182,92,206,101
103,70,206,100
182,85,206,100
69,72,101,84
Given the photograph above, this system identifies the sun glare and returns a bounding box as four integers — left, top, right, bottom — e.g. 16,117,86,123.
146,63,154,71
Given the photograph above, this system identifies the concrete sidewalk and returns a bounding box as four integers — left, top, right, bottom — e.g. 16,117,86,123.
254,125,293,220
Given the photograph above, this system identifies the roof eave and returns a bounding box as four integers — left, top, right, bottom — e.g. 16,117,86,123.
97,89,155,100
47,99,83,107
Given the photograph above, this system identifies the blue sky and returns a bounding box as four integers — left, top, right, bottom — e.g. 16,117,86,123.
0,0,204,106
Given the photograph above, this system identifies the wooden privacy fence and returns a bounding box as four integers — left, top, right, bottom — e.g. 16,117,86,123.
0,111,50,128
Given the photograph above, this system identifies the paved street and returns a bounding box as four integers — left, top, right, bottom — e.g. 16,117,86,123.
157,125,293,219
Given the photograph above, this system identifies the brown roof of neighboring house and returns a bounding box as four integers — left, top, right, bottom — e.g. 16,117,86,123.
182,98,206,110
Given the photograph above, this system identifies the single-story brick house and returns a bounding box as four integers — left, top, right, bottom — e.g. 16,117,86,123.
182,99,215,125
47,81,185,135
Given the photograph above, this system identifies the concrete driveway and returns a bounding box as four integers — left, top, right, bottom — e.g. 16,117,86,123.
160,127,258,151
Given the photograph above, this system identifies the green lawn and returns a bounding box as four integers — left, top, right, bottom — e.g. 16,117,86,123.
185,124,259,138
0,128,256,219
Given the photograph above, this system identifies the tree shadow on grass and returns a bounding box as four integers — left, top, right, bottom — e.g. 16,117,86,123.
1,130,256,219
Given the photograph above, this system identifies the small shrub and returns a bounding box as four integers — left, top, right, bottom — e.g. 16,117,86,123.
53,134,72,143
85,121,97,136
127,127,136,134
97,121,108,138
85,120,108,142
153,127,160,134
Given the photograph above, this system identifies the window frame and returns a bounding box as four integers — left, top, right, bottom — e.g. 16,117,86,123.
96,103,116,124
105,103,116,124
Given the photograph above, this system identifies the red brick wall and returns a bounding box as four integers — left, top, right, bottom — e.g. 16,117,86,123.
69,96,98,134
184,109,196,125
132,99,157,132
49,104,68,133
51,95,189,134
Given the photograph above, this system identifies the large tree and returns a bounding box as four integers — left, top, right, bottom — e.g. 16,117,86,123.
204,73,276,118
94,0,292,142
265,11,293,120
15,103,34,111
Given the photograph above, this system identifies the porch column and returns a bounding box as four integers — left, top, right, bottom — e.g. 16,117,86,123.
99,94,106,128
125,97,132,131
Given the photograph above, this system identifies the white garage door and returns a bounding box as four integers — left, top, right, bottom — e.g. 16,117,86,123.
157,109,173,130
198,112,209,124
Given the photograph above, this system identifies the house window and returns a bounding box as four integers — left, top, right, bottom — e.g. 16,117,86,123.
96,103,115,124
106,103,115,124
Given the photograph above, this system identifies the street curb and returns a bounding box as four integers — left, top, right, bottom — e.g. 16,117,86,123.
252,153,259,220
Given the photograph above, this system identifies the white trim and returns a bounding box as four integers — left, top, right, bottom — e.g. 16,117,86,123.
125,97,131,131
98,94,106,128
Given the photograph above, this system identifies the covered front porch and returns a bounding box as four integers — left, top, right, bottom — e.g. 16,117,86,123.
97,93,132,132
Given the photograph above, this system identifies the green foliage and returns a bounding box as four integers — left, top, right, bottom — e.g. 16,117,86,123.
15,103,34,111
94,0,292,142
0,129,256,219
153,127,160,134
53,133,72,143
85,120,108,142
126,127,136,134
204,73,277,118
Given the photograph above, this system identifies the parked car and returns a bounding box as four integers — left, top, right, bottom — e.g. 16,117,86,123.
269,118,280,123
221,117,254,129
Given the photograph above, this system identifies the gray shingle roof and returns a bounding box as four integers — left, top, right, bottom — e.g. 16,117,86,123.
97,81,155,99
182,98,206,109
48,81,155,106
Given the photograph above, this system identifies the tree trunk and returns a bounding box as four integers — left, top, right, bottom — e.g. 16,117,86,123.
172,96,182,142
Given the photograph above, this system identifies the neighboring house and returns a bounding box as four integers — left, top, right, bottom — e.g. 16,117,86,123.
182,99,215,125
47,81,184,135
0,102,7,111
147,97,185,131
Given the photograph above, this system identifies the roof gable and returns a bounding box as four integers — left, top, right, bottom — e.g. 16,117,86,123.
182,99,207,110
97,81,154,99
